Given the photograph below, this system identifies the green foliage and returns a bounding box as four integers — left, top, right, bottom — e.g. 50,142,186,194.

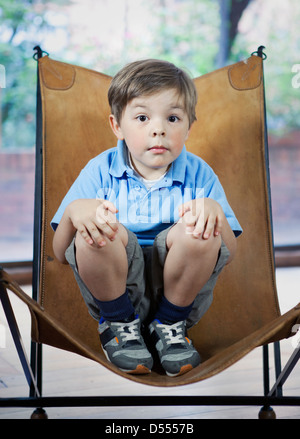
142,0,220,77
231,0,300,136
0,0,70,148
0,0,299,148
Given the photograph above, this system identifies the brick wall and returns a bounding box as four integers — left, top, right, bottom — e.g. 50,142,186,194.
268,133,300,245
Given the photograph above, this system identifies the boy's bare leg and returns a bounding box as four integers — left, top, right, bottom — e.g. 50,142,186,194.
74,224,129,301
75,224,153,374
149,222,214,376
164,222,221,307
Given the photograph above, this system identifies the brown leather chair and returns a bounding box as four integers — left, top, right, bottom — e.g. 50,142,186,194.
1,46,299,418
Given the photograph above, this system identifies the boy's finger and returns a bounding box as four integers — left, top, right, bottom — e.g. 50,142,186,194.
214,215,223,236
202,215,216,239
96,208,119,232
78,225,94,246
99,220,118,240
98,214,119,232
178,204,187,217
182,210,197,226
85,222,106,246
101,200,118,214
192,211,205,237
178,200,194,217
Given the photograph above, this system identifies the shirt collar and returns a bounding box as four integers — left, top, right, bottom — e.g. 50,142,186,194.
109,140,131,178
170,145,187,184
109,139,187,184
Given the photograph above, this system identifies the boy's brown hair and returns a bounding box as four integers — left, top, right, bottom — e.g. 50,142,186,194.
108,59,197,127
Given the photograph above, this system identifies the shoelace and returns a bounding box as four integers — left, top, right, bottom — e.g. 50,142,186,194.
112,319,141,343
157,321,185,345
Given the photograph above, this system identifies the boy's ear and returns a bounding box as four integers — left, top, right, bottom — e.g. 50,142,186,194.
109,115,124,140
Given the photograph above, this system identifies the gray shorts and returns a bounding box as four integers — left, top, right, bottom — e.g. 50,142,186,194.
65,226,230,328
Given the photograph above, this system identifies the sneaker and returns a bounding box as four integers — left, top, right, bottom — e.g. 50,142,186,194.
98,315,153,374
148,319,201,377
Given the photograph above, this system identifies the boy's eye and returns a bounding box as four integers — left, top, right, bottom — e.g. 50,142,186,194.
168,115,179,123
137,115,148,122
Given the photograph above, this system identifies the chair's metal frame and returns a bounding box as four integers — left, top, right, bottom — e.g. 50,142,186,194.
0,46,299,419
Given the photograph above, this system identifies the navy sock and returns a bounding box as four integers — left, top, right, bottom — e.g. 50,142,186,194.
154,295,194,324
93,290,135,322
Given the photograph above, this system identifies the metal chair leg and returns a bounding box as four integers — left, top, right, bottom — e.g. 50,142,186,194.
268,344,300,397
259,344,276,419
0,284,40,397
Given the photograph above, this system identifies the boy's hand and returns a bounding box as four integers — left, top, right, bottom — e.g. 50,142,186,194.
67,199,118,247
95,200,119,244
178,198,224,239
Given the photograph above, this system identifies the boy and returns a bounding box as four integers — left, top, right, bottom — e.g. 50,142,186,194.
51,59,242,377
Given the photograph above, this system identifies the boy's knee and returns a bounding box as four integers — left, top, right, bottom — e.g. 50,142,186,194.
74,231,98,254
167,222,221,256
118,224,129,246
75,224,128,254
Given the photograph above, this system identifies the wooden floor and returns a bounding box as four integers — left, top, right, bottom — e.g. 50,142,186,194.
0,267,299,419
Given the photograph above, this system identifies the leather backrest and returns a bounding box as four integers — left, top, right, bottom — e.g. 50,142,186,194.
37,55,280,361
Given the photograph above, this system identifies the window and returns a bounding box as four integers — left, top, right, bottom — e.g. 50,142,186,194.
1,0,299,263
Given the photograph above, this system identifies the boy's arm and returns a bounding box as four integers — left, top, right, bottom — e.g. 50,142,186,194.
216,214,237,264
53,199,118,264
53,206,77,264
179,198,237,264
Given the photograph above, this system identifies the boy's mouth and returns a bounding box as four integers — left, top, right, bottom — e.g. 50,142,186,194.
149,145,168,153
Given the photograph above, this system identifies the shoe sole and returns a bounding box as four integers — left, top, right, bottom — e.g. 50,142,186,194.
120,364,151,375
166,363,193,377
103,348,152,375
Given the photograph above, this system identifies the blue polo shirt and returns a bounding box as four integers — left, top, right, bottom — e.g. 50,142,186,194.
51,140,242,246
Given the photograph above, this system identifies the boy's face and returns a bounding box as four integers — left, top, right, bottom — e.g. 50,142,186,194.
109,88,191,180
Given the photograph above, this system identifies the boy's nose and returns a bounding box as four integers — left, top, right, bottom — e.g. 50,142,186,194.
152,129,165,137
151,125,166,137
